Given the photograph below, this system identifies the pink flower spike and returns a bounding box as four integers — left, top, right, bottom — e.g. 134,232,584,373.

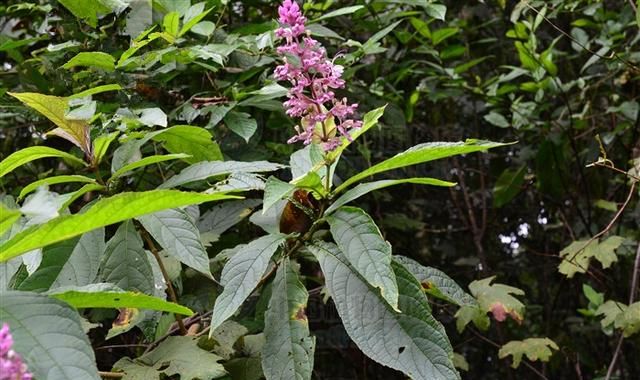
0,323,33,380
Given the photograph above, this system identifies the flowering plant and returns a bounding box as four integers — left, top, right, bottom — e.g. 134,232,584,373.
274,0,361,151
0,324,32,380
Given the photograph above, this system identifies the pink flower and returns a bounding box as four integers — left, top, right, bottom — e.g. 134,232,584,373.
0,324,33,380
274,0,361,151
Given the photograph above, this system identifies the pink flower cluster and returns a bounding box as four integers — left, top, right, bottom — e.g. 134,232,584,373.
274,0,362,151
0,324,32,380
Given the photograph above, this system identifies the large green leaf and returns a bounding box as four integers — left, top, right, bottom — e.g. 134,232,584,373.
0,146,85,179
223,111,258,142
335,140,508,193
209,233,287,334
19,175,97,200
327,207,398,310
99,221,154,294
493,165,526,208
327,177,455,213
0,190,239,261
62,51,115,71
159,161,284,189
308,242,459,380
0,291,100,380
57,0,117,27
138,208,212,278
47,283,193,315
114,336,226,380
51,228,105,288
394,256,476,307
262,258,315,380
8,92,92,155
151,125,223,164
110,153,190,179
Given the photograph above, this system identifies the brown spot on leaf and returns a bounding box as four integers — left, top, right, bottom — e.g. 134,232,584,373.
421,281,434,290
294,306,308,321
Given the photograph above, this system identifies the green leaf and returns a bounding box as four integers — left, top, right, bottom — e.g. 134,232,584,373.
335,140,508,193
111,153,189,179
0,190,239,262
425,3,447,20
152,125,223,164
51,228,105,288
484,111,510,128
199,199,263,244
8,92,92,154
327,177,455,213
114,336,226,380
394,256,476,307
223,111,258,143
60,183,106,210
62,52,115,71
68,84,122,100
0,146,86,179
614,301,640,337
0,291,100,379
57,0,112,27
498,338,559,368
327,207,399,310
92,131,120,166
159,161,284,189
163,11,180,37
48,283,193,315
469,276,525,323
311,5,364,22
308,242,459,380
0,204,21,236
99,221,154,294
493,165,526,208
558,236,625,278
19,175,97,200
138,208,212,278
209,233,287,334
17,238,79,292
262,258,315,380
263,176,295,214
455,304,490,333
327,106,386,162
179,4,212,37
431,27,458,45
596,300,626,330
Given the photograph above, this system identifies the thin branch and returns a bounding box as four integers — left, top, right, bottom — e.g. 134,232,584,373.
99,372,124,379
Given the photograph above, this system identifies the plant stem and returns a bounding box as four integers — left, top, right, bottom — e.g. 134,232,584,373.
140,228,187,335
99,372,124,379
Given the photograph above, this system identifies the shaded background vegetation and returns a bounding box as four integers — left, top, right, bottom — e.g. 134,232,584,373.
1,0,638,379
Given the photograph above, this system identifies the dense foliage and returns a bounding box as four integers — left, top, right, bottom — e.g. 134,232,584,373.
0,0,639,379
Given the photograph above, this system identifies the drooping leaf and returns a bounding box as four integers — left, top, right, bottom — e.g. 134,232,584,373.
19,175,97,200
0,190,239,261
47,283,193,315
493,165,526,208
498,338,559,368
0,291,100,379
263,176,295,214
99,221,154,294
0,146,86,179
468,276,525,323
335,140,508,193
151,125,223,164
327,207,398,309
308,242,459,380
138,208,213,278
62,51,115,71
327,177,455,213
394,256,476,307
159,161,284,189
113,336,226,380
111,153,190,179
223,111,258,143
51,228,105,288
558,236,625,278
262,258,315,380
209,233,287,334
8,92,92,155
